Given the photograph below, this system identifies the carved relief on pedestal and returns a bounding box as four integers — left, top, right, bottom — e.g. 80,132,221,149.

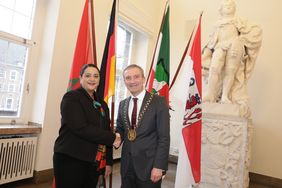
200,116,252,188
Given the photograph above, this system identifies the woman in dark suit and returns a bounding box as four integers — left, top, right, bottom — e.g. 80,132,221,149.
53,64,120,188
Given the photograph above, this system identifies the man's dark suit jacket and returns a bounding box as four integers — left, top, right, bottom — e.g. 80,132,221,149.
116,91,170,181
54,87,115,165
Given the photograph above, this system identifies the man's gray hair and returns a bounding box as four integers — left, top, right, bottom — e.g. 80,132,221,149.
123,64,145,77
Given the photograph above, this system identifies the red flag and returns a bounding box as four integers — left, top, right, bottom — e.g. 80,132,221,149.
175,15,202,187
97,0,116,103
54,1,96,187
67,0,96,91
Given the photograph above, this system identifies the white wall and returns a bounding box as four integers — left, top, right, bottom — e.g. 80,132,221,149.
30,0,282,180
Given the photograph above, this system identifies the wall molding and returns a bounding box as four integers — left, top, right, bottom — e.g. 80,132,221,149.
249,172,282,187
33,169,53,184
24,159,282,188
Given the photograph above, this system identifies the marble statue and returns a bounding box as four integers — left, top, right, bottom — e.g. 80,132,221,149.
202,0,262,117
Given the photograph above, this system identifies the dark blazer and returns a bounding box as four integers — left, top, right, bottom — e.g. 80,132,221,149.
116,91,170,181
54,87,115,165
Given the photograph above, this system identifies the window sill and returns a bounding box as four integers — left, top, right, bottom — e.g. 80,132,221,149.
0,122,42,135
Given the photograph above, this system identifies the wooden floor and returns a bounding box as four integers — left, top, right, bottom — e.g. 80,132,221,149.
1,162,273,188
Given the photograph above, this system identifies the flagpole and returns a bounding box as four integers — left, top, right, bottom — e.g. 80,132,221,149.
169,12,203,91
90,0,97,65
145,1,169,87
110,99,114,188
109,1,118,187
169,29,194,90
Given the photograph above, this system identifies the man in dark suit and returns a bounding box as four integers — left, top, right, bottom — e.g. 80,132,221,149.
115,64,170,188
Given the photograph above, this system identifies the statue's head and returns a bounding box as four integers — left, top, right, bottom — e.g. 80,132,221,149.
219,0,236,17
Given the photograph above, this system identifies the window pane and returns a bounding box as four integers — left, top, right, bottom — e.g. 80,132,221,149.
0,40,8,64
0,0,15,9
0,39,27,117
0,0,36,39
0,6,13,32
15,0,35,17
114,24,133,119
6,98,13,109
12,12,32,38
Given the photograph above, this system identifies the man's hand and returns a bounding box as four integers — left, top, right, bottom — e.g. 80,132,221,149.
150,168,163,183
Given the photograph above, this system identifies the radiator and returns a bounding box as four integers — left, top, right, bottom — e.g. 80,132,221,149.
0,136,38,185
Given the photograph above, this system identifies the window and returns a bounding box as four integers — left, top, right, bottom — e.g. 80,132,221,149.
0,69,5,78
10,71,17,80
2,84,8,92
115,23,133,114
0,0,36,39
0,0,36,118
5,98,13,110
113,21,149,120
8,84,15,92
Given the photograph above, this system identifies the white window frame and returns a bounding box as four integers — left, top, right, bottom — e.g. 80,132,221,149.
0,1,37,123
0,33,34,122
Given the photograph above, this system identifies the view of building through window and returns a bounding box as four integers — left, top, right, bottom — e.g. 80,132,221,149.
114,23,133,117
0,0,36,117
113,22,149,120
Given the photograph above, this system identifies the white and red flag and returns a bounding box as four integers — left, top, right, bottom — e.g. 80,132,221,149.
174,15,202,188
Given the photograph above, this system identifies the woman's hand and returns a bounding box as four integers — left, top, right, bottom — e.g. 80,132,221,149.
113,133,121,148
105,165,112,177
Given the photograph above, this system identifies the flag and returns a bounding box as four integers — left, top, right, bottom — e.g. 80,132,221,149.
175,15,202,187
147,5,170,104
97,0,116,103
67,0,96,91
54,1,96,187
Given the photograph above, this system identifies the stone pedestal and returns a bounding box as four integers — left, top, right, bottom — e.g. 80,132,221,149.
199,103,252,188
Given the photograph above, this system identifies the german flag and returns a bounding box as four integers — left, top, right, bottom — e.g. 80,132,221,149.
97,0,116,103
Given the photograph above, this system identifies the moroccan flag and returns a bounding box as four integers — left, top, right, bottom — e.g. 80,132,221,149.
67,0,96,91
54,1,96,187
97,0,116,103
175,15,202,187
147,5,170,104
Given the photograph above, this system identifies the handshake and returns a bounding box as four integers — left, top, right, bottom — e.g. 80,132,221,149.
113,133,121,148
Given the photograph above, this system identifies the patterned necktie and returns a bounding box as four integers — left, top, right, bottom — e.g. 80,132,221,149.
131,98,138,129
